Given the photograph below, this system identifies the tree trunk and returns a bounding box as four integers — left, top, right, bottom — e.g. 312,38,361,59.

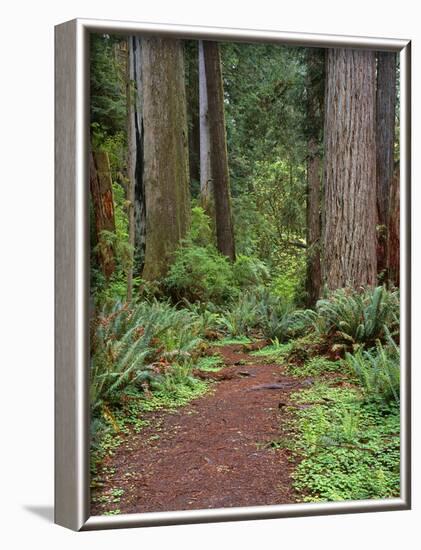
126,36,145,301
376,51,397,281
89,151,116,279
305,48,324,306
306,137,322,305
387,166,400,287
322,48,377,290
141,38,191,281
199,40,213,216
186,42,200,186
126,37,137,300
131,36,146,277
203,41,236,261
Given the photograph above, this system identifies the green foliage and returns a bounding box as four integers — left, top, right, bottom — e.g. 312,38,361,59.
221,42,307,191
250,339,294,361
271,252,307,304
345,337,400,404
310,286,400,347
141,367,208,411
165,243,236,303
196,355,224,372
90,34,126,136
91,180,134,306
218,291,261,336
189,206,214,246
90,312,153,415
90,299,204,414
181,299,222,335
287,356,343,377
91,126,126,179
290,382,400,501
252,289,308,341
232,255,270,288
165,208,273,305
215,287,310,341
89,298,214,479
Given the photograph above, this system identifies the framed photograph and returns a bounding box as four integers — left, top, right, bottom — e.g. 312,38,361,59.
55,18,411,531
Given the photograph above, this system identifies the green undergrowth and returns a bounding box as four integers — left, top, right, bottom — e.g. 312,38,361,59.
196,355,225,372
289,381,400,502
286,356,345,377
139,378,209,412
251,339,293,361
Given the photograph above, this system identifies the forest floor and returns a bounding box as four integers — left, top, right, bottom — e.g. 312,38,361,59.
91,343,315,515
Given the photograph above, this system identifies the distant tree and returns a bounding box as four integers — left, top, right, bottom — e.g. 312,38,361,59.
141,38,191,280
304,48,324,306
376,51,397,282
126,36,146,298
198,40,213,216
203,41,236,261
323,48,377,289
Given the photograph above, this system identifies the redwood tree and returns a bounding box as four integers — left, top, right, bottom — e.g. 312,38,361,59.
305,48,324,306
388,168,400,287
376,51,397,281
199,40,213,216
141,37,191,281
126,37,136,300
322,48,377,289
185,41,200,186
203,41,236,261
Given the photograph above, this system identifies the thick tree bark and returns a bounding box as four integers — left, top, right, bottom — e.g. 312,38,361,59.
186,42,200,186
305,48,324,307
89,151,116,279
322,48,377,290
126,37,136,300
131,36,146,276
203,41,236,261
376,51,397,280
306,137,322,305
387,166,400,287
141,38,191,281
198,40,213,216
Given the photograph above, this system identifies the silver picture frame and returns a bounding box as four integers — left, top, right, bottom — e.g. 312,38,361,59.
55,17,411,531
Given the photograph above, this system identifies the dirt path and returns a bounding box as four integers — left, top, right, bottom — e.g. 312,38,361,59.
91,344,309,515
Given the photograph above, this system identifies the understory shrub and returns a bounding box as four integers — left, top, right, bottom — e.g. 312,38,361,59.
217,287,311,341
90,299,204,415
345,336,400,403
296,286,399,348
232,255,270,288
287,356,343,377
164,243,236,303
271,251,307,304
290,383,400,501
218,291,262,336
165,206,278,304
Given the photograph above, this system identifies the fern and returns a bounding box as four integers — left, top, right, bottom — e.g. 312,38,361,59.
90,299,205,414
313,286,399,346
345,339,400,403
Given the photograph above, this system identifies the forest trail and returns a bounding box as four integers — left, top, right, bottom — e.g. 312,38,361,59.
91,344,310,515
